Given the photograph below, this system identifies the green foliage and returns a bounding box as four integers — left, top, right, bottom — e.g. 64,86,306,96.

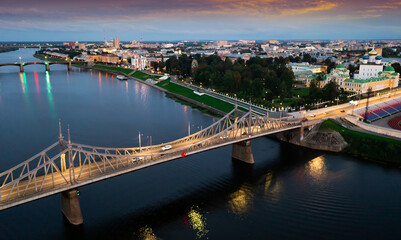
320,120,401,164
392,63,401,74
155,80,234,113
0,47,18,53
382,47,401,58
131,71,160,80
92,65,133,74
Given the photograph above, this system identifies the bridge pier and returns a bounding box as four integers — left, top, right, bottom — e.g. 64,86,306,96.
300,126,305,141
232,140,254,164
19,64,24,72
61,189,83,225
45,64,50,72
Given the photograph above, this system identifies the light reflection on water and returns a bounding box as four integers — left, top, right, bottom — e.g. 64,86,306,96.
136,225,159,240
263,171,282,202
187,206,209,239
228,185,254,216
307,155,327,180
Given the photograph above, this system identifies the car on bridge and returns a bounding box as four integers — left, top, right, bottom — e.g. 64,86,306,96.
220,135,228,139
161,145,172,151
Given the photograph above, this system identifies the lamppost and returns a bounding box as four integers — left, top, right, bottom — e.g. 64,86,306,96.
147,136,152,159
138,132,143,152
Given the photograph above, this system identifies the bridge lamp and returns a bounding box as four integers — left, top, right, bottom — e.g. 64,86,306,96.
76,190,80,196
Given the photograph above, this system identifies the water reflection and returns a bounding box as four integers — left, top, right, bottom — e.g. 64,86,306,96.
228,185,254,216
263,171,282,201
19,72,27,94
98,72,102,89
187,206,209,239
34,72,40,94
307,155,327,180
45,71,56,118
136,225,158,240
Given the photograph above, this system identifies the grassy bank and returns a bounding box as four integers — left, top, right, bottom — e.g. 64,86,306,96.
156,80,235,113
92,65,133,75
320,119,401,164
34,54,65,62
0,47,19,53
131,71,161,81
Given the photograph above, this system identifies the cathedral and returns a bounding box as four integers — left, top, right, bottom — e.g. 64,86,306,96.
325,46,399,94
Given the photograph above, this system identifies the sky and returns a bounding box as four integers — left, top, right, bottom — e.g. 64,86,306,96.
1,0,401,41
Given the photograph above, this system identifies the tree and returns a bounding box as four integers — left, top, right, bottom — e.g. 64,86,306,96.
322,80,339,101
303,53,312,63
392,63,401,74
348,64,358,78
309,79,322,102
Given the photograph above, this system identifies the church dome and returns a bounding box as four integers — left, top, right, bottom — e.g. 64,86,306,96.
384,66,395,72
375,55,382,60
336,64,345,69
369,48,377,56
363,55,369,59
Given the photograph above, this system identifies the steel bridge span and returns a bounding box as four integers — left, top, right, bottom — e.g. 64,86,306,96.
0,108,310,225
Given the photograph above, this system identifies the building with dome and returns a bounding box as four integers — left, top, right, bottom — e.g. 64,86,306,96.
354,46,384,79
313,46,400,94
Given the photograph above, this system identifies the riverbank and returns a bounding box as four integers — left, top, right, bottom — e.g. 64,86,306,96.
319,119,401,166
0,47,19,53
78,64,236,117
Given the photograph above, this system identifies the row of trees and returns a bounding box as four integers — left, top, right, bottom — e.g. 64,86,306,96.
164,55,295,103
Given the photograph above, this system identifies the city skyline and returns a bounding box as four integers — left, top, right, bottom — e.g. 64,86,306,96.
1,0,401,41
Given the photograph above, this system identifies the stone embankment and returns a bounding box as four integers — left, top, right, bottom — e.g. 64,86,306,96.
275,121,347,152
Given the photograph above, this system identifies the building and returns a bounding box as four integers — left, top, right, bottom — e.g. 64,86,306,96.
87,54,119,64
309,45,400,94
216,40,228,47
324,64,350,88
289,63,324,85
78,43,86,50
131,55,157,70
113,37,120,49
354,47,383,79
343,65,399,93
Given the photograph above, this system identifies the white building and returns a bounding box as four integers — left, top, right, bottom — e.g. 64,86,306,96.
131,56,157,70
354,47,383,79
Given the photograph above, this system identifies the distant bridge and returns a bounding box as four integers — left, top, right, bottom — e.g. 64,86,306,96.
0,107,316,225
0,61,82,72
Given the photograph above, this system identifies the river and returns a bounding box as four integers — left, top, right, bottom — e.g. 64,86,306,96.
0,48,401,240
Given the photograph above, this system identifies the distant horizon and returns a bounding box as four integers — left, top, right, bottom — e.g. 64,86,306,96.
2,39,401,43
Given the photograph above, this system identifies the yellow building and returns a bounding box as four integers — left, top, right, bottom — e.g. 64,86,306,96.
343,65,399,94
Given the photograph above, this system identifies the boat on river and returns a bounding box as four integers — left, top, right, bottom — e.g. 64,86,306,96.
116,75,128,81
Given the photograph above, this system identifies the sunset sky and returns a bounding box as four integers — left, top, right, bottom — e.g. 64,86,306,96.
1,0,401,41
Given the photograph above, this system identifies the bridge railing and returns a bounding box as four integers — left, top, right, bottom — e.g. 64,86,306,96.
0,108,301,205
0,148,70,202
68,108,238,154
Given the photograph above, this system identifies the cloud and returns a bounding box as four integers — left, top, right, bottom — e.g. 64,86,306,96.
337,14,382,20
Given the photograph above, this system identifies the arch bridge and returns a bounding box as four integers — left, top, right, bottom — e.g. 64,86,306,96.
0,61,82,72
0,107,312,225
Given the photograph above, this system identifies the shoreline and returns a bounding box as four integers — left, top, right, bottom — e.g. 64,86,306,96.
80,65,230,117
0,47,19,54
32,56,401,168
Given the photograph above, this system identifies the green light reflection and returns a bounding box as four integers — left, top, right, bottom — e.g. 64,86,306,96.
46,71,56,116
